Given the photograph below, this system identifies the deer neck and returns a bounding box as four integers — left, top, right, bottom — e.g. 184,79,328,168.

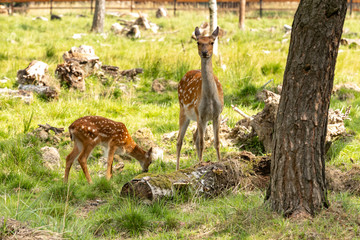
201,57,217,97
129,144,147,162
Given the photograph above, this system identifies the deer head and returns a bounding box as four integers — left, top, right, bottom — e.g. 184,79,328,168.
141,147,153,172
195,26,219,58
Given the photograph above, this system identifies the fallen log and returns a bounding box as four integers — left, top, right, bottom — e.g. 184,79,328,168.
0,87,33,103
18,85,59,100
231,89,351,153
121,151,270,201
126,25,141,39
100,65,143,81
37,123,64,135
55,60,86,91
17,60,52,86
118,68,143,80
114,12,159,38
340,38,360,46
156,7,167,18
62,45,101,77
121,149,360,201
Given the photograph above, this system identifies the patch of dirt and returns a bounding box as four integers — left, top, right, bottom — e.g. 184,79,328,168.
132,127,158,149
75,199,106,218
326,165,360,195
0,217,63,240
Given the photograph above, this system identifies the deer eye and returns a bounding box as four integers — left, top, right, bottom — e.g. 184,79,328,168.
197,42,200,46
210,42,214,45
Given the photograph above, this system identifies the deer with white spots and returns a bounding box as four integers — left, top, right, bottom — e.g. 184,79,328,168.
176,26,224,170
64,116,153,183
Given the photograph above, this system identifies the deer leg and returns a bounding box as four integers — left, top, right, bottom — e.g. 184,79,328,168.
77,145,94,184
176,109,190,170
64,143,81,183
197,119,207,163
194,128,200,156
213,116,221,161
106,144,116,180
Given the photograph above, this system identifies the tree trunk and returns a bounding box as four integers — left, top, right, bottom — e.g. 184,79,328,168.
209,0,218,56
265,0,347,217
91,0,105,33
239,0,246,30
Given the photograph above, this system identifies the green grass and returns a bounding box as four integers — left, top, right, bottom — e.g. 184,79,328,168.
0,10,360,239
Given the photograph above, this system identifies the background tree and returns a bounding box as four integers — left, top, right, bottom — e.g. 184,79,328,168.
265,0,347,217
209,0,218,55
239,0,246,30
91,0,105,33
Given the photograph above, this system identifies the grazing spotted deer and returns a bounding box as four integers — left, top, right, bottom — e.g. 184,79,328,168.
64,116,153,183
176,26,224,170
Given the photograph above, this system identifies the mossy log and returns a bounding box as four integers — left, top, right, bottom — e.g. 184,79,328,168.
121,151,270,201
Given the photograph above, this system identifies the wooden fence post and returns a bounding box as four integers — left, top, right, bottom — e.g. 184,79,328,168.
10,0,14,16
50,0,53,15
130,0,133,12
91,0,94,14
239,0,246,30
349,0,353,15
174,0,177,16
259,0,263,18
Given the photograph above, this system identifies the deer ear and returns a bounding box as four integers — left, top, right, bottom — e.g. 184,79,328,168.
212,26,219,39
195,27,201,39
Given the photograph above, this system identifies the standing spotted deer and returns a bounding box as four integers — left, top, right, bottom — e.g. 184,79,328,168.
64,116,153,183
176,26,224,170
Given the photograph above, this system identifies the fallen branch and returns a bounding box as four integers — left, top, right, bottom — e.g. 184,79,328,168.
262,79,273,88
37,123,64,135
119,68,143,79
100,66,143,80
231,105,254,120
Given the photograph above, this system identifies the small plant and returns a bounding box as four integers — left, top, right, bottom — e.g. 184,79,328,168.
239,136,265,155
23,111,34,134
237,84,261,108
119,208,149,236
149,200,169,218
45,45,56,58
8,174,35,191
164,216,178,230
47,183,77,203
261,62,283,76
90,178,113,196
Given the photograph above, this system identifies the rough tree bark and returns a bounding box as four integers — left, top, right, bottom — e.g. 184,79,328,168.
265,0,347,217
91,0,105,33
239,0,246,30
209,0,218,55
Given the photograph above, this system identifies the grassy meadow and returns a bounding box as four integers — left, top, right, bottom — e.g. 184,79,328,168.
0,9,360,239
